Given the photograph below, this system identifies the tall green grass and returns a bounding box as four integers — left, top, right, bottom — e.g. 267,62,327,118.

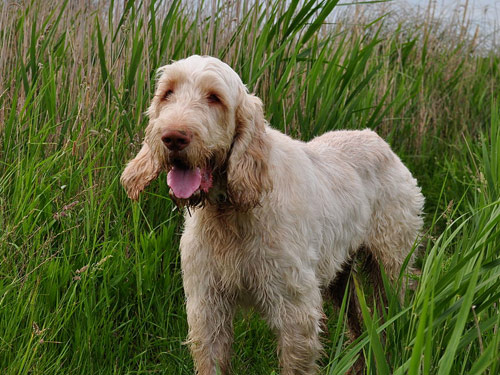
0,0,499,374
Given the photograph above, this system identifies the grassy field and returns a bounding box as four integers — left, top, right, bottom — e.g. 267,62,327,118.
0,0,499,374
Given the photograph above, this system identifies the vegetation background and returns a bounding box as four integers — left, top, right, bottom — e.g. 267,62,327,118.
0,0,499,374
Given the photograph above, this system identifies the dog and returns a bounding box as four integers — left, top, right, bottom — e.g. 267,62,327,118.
121,55,424,375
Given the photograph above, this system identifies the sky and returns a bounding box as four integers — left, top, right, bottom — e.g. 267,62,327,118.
399,0,499,31
336,0,500,49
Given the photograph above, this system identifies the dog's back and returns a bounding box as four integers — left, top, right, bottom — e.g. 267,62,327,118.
307,129,424,284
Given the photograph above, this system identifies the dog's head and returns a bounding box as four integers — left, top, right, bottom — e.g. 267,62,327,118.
120,55,271,210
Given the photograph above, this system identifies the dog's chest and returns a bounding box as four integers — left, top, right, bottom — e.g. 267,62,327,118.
186,209,277,288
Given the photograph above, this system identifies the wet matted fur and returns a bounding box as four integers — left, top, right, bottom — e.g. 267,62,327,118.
121,55,424,375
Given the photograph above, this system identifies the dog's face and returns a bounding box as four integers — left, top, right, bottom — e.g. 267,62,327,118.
121,55,271,209
145,56,241,203
146,56,241,173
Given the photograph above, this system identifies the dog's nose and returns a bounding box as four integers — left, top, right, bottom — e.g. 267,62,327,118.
161,130,192,151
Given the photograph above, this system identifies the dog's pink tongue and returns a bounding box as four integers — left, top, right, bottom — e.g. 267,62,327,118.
167,167,202,199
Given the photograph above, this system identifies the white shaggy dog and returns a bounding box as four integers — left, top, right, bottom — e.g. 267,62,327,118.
121,55,424,375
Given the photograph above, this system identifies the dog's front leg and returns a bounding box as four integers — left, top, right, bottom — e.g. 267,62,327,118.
181,232,236,375
276,301,323,375
184,286,236,375
261,274,324,375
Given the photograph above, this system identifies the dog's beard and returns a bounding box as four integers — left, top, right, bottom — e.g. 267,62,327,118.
147,130,232,209
165,150,229,210
168,167,229,210
167,161,211,195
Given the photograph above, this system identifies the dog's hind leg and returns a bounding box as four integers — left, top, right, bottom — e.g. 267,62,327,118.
366,165,424,298
328,260,365,374
328,260,362,340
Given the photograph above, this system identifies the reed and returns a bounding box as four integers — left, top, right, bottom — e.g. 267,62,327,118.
0,0,498,373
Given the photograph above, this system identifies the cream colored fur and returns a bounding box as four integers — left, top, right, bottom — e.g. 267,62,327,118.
121,55,424,375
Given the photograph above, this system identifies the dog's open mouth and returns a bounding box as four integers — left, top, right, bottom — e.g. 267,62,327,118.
167,163,213,199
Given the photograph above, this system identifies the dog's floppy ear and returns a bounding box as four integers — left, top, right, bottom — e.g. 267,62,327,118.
227,90,272,210
120,142,161,200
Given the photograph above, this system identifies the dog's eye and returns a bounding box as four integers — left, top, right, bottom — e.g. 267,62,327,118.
163,90,174,100
207,93,221,104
